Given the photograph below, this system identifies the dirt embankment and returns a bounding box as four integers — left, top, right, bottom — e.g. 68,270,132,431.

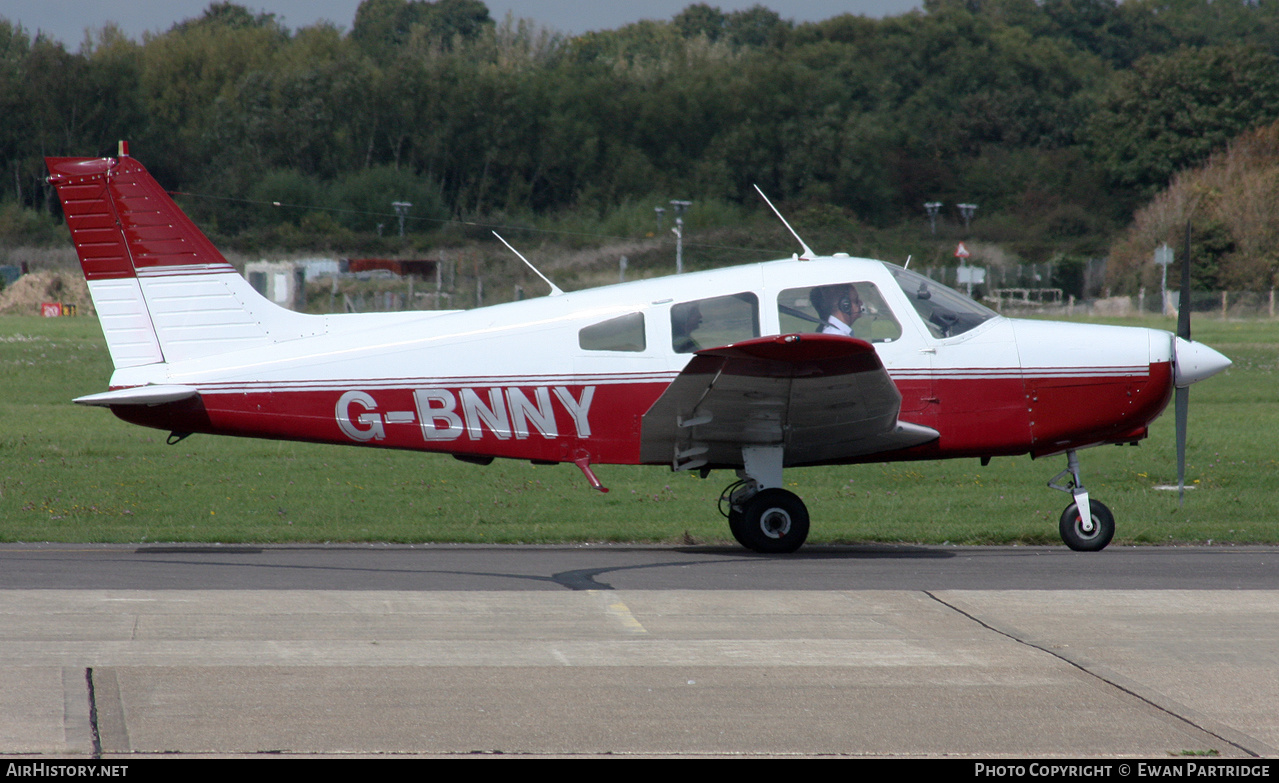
0,271,95,316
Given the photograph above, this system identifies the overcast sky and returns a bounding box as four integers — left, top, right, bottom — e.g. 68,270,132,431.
1,1,922,47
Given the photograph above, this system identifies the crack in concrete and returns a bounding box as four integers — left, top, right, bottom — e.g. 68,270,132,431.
924,590,1269,758
85,668,101,759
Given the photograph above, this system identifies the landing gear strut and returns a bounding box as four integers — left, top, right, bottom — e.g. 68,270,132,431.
1048,450,1115,551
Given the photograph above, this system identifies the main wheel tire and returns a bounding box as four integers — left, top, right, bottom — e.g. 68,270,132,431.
727,508,750,549
736,488,810,554
1059,499,1115,552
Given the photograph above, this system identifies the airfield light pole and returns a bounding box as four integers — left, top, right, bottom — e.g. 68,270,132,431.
392,201,412,238
957,203,978,232
670,200,692,274
654,206,666,233
924,201,942,235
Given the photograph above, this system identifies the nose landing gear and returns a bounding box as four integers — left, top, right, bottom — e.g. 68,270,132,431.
1049,450,1115,551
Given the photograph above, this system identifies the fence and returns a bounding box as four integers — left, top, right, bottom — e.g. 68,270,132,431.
995,289,1278,319
1138,289,1277,319
916,259,1109,299
916,262,1277,319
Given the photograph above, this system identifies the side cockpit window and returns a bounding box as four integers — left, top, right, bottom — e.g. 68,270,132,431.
671,292,760,353
886,264,997,339
579,312,646,352
777,282,902,343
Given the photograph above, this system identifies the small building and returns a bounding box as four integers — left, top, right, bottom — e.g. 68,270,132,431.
345,259,440,280
245,261,307,311
299,257,341,277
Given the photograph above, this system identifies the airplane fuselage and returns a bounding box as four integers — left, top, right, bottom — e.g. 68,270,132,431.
105,257,1175,468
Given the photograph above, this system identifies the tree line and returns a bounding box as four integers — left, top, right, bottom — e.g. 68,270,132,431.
4,0,1279,288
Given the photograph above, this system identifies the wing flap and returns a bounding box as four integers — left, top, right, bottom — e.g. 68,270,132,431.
641,334,937,468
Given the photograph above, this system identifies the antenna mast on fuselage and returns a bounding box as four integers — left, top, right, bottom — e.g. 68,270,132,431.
492,231,564,297
753,185,816,260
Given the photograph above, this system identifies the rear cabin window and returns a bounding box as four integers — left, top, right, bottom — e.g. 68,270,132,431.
579,312,646,352
777,282,902,342
671,293,760,353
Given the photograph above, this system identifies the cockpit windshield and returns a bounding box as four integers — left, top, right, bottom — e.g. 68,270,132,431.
885,264,998,339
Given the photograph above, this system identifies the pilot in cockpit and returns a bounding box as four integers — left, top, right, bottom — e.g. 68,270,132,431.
671,301,703,353
810,283,863,337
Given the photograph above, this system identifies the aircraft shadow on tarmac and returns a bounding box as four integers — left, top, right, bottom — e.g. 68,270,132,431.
118,543,957,591
672,543,955,559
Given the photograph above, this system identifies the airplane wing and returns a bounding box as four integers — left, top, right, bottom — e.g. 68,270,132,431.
640,334,937,469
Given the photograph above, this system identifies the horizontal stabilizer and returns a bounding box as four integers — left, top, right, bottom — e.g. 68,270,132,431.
74,385,199,407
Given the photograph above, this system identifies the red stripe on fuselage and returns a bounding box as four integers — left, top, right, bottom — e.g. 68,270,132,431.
1024,360,1173,456
112,382,671,465
109,363,1175,466
890,361,1173,460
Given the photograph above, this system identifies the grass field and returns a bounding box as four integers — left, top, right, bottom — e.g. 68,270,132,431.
1,313,1275,546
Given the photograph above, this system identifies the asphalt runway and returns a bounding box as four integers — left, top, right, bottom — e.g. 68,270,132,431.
2,544,1277,758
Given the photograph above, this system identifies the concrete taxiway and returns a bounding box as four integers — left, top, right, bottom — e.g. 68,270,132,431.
1,545,1276,757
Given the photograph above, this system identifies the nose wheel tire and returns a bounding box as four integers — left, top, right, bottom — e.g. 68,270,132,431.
729,488,810,554
1059,499,1115,552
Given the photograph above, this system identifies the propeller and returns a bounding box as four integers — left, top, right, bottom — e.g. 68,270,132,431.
1171,221,1233,505
1175,223,1191,506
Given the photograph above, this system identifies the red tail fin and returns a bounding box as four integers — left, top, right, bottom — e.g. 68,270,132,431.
47,151,320,370
46,155,235,281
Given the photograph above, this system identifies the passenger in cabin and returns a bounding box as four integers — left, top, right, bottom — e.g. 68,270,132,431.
810,283,863,337
671,301,703,353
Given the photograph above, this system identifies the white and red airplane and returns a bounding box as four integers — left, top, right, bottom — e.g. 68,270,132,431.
46,148,1231,553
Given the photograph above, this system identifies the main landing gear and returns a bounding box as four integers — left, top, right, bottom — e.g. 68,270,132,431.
717,445,810,554
720,480,810,554
1048,450,1115,551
